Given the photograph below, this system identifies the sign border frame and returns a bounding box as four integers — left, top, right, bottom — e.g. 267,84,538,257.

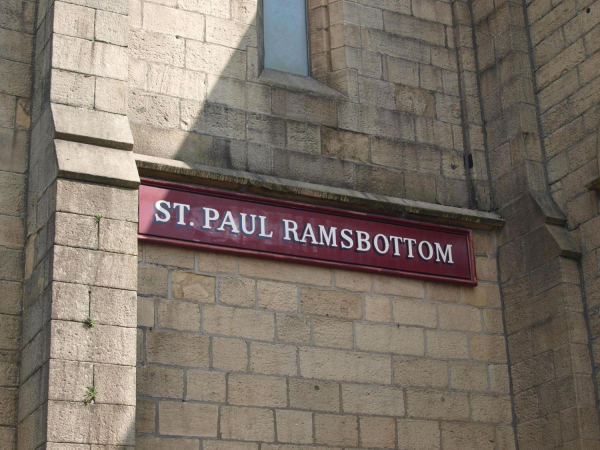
138,177,478,286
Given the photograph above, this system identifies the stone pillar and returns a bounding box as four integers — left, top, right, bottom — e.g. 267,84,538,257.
17,0,140,448
472,0,600,446
0,1,34,448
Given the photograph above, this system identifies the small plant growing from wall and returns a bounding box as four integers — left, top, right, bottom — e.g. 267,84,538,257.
93,214,104,223
85,318,96,328
83,386,97,406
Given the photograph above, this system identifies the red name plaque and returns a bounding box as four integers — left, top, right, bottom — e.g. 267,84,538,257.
138,179,477,285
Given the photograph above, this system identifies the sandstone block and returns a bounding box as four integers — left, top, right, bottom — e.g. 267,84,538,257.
286,121,320,154
94,363,136,405
146,330,209,367
289,378,340,412
338,101,415,140
313,317,354,349
0,58,30,98
186,370,226,402
0,127,28,174
360,416,396,448
212,337,248,372
450,361,489,391
138,266,168,297
0,215,23,251
0,281,21,315
374,275,425,298
365,295,391,322
355,322,424,355
250,342,297,376
179,0,230,17
439,303,482,332
95,78,128,115
136,399,156,434
137,436,199,450
204,442,258,450
258,281,298,312
53,212,97,250
206,16,257,49
98,218,137,255
314,413,358,446
394,357,448,388
471,393,513,423
144,3,205,41
384,10,445,45
426,330,469,359
91,286,137,328
0,171,25,218
53,2,95,40
47,401,135,445
392,298,437,328
276,409,313,444
186,40,246,79
148,64,206,102
50,321,136,366
0,28,33,64
159,401,218,437
203,305,274,341
277,314,311,345
228,374,287,407
180,100,246,139
406,389,469,420
441,422,495,450
342,383,405,416
197,251,237,274
460,282,501,307
398,419,440,449
130,29,185,67
239,256,331,286
137,365,184,399
300,287,362,319
157,299,200,332
471,334,507,362
322,127,370,163
129,90,180,129
171,271,216,303
220,406,274,441
218,277,255,307
359,76,397,110
388,57,420,86
50,69,95,109
53,246,137,291
96,10,128,46
330,1,384,28
272,89,337,127
56,179,138,222
363,28,430,63
300,347,391,383
396,84,436,117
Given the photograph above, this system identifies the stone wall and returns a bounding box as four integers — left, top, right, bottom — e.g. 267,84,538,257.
16,0,141,448
127,0,487,209
135,239,515,449
0,0,34,448
472,0,600,445
528,0,600,424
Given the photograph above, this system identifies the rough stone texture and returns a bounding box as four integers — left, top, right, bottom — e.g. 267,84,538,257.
137,245,508,446
474,0,600,443
0,1,33,448
7,0,600,445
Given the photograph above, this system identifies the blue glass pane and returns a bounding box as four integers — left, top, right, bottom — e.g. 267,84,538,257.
264,0,309,76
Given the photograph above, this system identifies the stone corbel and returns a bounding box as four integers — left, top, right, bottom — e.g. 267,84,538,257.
51,103,140,188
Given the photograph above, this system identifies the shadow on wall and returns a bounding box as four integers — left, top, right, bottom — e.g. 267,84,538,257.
128,0,472,206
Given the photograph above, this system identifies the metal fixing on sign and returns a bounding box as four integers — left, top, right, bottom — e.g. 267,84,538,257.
138,178,478,285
